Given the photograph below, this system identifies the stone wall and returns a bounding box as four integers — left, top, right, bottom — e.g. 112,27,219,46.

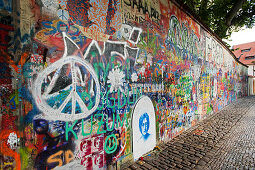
0,0,248,169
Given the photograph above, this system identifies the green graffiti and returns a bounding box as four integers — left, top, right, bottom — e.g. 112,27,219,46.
168,15,181,47
104,134,118,154
138,29,160,55
94,110,128,134
93,57,113,82
19,147,30,169
116,110,128,128
106,86,116,109
106,113,115,131
136,87,143,100
118,89,126,109
181,24,188,49
65,120,78,140
99,62,111,82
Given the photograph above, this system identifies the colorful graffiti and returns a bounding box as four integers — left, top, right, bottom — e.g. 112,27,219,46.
0,0,248,169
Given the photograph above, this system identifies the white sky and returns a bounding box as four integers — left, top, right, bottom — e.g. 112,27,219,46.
223,27,255,48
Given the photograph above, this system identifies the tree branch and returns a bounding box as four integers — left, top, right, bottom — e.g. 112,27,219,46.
226,0,245,26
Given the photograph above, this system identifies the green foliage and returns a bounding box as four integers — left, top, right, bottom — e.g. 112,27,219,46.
178,0,255,39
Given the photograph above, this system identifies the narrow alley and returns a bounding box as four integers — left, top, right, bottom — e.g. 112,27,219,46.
126,96,255,170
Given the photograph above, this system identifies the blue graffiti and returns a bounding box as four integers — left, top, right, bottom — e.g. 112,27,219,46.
9,96,16,109
139,112,150,140
0,0,12,12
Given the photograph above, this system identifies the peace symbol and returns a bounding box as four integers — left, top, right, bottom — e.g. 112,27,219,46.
33,56,100,121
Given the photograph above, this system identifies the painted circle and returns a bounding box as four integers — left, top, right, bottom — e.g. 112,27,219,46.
104,134,117,154
33,56,100,121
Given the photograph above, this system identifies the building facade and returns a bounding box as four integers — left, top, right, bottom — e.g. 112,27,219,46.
233,42,255,95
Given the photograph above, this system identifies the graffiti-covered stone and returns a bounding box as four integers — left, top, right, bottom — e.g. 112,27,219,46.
0,0,248,169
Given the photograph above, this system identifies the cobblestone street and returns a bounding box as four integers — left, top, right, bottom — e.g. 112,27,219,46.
125,96,255,170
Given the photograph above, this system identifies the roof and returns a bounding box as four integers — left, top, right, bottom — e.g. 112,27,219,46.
232,41,255,65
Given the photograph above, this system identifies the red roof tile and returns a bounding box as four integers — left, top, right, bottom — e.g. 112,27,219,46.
232,41,255,65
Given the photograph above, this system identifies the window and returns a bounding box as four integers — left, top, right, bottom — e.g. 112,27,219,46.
241,48,251,52
245,56,255,60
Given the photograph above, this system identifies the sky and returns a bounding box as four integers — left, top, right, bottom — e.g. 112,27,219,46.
223,27,255,48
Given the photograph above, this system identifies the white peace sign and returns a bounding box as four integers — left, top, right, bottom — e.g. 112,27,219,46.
33,34,100,121
34,56,100,121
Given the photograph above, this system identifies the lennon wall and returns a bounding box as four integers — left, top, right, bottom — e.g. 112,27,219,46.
0,0,248,169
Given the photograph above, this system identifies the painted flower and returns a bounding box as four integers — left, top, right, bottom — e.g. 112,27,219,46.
7,132,19,149
107,68,126,92
131,72,138,82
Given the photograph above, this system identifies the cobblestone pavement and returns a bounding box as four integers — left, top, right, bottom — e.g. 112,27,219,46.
124,96,255,170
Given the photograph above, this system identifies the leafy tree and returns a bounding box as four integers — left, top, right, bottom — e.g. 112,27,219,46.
177,0,255,39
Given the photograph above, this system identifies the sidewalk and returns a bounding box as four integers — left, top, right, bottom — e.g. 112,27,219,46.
125,96,255,170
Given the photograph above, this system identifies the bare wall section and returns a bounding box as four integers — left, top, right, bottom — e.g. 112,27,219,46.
0,0,248,169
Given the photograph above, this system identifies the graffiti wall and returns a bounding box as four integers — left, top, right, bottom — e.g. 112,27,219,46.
0,0,247,169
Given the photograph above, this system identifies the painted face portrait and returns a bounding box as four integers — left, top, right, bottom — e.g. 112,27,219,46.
139,113,150,140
